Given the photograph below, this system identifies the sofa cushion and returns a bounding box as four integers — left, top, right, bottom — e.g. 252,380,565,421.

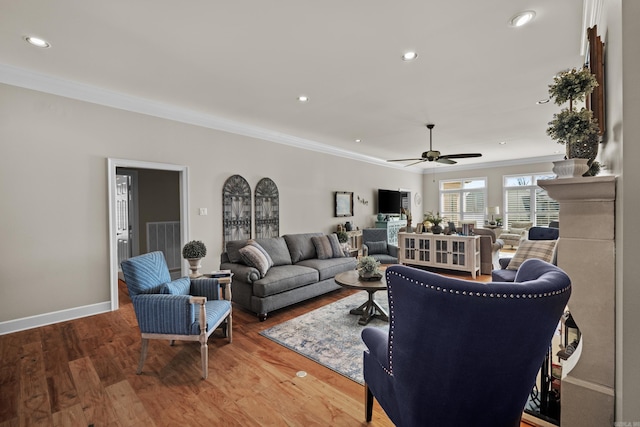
327,233,346,258
284,233,323,263
160,277,191,295
506,239,557,271
226,239,250,264
239,244,273,278
255,237,292,266
311,234,346,260
366,240,388,255
312,235,333,260
252,264,320,297
297,257,357,281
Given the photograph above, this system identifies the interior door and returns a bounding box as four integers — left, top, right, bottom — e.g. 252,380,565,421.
116,174,131,266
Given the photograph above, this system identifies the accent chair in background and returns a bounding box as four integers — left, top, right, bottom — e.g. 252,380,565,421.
499,221,533,248
362,228,398,264
473,228,504,275
120,251,232,379
361,261,571,426
492,226,560,282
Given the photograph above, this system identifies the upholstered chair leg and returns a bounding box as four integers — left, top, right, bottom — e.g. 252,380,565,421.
227,314,233,343
169,340,175,346
365,383,373,422
137,338,149,374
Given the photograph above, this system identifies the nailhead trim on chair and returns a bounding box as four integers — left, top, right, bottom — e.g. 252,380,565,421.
382,269,571,375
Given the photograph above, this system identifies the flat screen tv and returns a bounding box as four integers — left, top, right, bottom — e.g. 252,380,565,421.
377,189,401,215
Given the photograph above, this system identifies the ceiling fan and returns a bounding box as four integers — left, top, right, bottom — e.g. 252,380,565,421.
388,124,482,166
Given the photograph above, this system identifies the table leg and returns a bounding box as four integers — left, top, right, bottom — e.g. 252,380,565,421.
349,290,389,325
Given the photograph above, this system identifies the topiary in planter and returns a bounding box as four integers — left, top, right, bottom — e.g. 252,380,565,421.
182,240,207,259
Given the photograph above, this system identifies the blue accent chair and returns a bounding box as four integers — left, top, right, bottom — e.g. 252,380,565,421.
492,226,560,282
361,260,571,426
120,251,232,379
362,228,398,264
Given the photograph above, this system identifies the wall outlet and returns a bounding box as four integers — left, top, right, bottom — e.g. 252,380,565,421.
199,208,207,216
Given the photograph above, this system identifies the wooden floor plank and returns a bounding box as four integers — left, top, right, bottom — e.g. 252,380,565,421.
104,380,156,427
19,341,53,426
68,357,119,426
51,403,87,427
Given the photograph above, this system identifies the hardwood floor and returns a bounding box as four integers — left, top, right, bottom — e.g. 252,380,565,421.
0,270,535,426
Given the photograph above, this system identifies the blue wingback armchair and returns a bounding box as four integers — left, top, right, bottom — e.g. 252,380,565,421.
120,251,232,379
362,228,398,264
361,260,571,426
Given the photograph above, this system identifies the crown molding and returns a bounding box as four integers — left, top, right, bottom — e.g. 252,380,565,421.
1,63,550,175
418,154,565,174
0,63,425,173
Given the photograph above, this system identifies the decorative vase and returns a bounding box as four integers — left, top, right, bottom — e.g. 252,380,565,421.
552,158,590,179
187,258,203,278
377,213,384,221
345,221,353,231
431,224,443,235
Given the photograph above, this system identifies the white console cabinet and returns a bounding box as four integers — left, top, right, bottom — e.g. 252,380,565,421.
398,232,481,278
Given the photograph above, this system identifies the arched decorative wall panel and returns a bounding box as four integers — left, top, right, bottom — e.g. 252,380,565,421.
255,177,279,238
222,175,252,247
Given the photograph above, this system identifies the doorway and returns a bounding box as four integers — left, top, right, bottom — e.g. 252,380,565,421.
108,158,189,310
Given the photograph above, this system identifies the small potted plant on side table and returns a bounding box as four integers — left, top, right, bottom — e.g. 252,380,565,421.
182,240,207,278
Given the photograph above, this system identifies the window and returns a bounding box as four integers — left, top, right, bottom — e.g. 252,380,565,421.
503,174,558,227
439,178,487,227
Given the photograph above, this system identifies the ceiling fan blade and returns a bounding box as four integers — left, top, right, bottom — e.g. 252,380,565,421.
439,153,483,160
436,158,457,165
405,159,427,167
387,158,424,162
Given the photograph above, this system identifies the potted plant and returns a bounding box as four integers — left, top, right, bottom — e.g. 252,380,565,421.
546,67,601,177
424,211,445,234
357,256,382,281
182,240,207,278
336,230,350,253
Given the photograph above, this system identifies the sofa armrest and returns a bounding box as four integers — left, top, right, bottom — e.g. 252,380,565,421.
220,261,260,284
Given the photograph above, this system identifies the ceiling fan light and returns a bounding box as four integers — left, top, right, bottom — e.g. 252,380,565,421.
509,10,536,27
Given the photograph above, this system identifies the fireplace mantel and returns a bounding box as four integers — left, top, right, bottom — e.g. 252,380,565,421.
538,176,616,427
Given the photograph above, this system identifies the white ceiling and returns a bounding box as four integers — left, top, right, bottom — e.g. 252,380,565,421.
0,0,589,171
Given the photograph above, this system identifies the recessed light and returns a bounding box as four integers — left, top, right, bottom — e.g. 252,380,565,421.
297,95,309,102
402,51,418,61
24,36,50,48
499,141,507,145
355,139,362,143
537,99,550,105
509,10,536,27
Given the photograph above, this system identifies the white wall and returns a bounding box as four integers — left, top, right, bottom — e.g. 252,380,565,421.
0,83,422,325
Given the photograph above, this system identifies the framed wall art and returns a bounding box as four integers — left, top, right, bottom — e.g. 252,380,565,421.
335,191,354,217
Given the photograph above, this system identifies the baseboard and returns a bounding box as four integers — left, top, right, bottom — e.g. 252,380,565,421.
0,301,112,335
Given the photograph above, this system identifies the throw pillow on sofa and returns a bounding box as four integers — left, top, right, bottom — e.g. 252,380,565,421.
506,239,557,270
311,234,346,260
366,240,388,255
239,242,274,278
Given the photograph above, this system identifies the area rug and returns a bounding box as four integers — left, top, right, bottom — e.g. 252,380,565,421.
260,292,389,385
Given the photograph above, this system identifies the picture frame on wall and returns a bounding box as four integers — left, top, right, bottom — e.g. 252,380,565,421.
335,191,354,217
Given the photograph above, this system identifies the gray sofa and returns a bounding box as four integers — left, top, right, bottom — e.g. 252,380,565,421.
220,232,357,321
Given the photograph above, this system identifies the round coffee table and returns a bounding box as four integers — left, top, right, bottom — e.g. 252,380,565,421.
334,270,388,325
